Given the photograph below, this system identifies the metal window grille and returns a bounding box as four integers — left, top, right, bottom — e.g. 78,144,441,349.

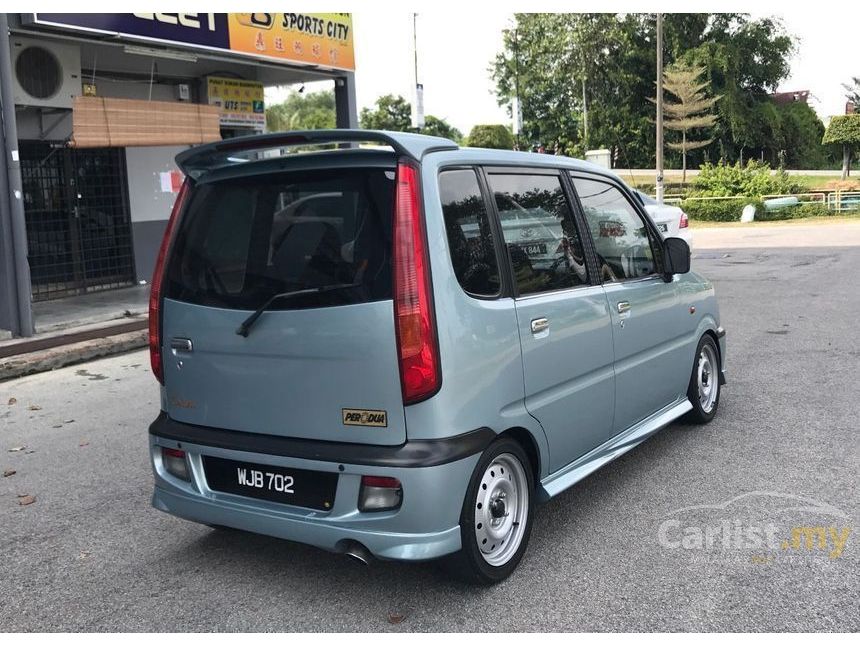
20,142,136,301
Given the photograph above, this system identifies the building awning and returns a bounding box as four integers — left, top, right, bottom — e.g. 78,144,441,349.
71,96,222,148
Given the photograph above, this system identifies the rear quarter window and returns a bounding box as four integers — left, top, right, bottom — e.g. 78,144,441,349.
164,167,394,310
439,169,501,297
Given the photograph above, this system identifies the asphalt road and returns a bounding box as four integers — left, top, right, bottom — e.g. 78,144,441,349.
2,229,858,632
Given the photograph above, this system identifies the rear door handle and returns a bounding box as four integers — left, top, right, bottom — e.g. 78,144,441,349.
530,317,549,334
617,301,631,314
170,338,193,354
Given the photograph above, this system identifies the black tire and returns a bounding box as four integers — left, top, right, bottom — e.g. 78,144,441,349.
444,437,535,585
685,334,721,424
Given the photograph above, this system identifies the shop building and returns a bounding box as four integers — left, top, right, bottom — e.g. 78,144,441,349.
0,13,357,336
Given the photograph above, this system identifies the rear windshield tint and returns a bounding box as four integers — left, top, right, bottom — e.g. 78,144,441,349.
164,167,394,310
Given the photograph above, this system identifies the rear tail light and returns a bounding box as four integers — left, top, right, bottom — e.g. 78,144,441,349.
679,211,689,229
358,475,402,512
392,160,440,404
149,180,189,384
161,447,190,481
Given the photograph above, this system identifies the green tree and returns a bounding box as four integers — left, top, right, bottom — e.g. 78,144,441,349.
491,13,798,168
358,95,462,141
774,101,828,169
359,94,412,131
682,15,795,163
492,14,643,160
657,63,720,182
266,90,335,132
422,115,463,142
466,125,515,150
823,115,860,179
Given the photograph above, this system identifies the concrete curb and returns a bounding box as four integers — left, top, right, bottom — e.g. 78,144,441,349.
0,329,148,381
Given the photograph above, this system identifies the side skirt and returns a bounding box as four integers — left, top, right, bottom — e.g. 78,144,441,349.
537,398,692,502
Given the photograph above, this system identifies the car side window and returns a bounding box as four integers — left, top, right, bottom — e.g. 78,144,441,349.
439,169,501,296
570,176,660,282
487,172,589,296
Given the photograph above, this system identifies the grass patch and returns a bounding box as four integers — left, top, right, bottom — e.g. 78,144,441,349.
789,175,860,192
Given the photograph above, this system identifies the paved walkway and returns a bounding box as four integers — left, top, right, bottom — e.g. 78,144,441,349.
0,285,149,378
31,285,148,334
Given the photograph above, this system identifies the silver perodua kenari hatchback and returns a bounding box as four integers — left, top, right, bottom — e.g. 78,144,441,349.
149,130,726,584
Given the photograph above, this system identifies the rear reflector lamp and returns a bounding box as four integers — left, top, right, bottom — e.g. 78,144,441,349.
392,160,440,404
679,211,689,229
150,180,190,384
358,475,402,512
161,447,190,481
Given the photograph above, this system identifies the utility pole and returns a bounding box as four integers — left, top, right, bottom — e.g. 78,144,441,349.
0,13,34,336
582,76,588,151
512,27,521,149
410,13,424,130
655,13,664,204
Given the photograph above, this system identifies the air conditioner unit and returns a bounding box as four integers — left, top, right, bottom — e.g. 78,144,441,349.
11,37,81,110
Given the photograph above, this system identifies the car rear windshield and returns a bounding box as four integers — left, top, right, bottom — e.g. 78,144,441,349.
164,167,394,311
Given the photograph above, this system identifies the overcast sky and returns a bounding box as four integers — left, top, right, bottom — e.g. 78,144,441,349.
268,10,856,134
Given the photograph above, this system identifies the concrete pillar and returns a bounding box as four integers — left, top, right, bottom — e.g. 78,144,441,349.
334,72,358,129
0,109,17,335
0,13,34,336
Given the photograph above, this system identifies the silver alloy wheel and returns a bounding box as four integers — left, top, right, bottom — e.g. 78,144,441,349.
697,343,719,413
474,453,529,566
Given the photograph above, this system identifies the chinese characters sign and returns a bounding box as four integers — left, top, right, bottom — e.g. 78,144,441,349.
207,77,265,130
228,14,354,71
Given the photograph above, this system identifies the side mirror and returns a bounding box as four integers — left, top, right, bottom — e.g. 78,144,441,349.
663,237,691,276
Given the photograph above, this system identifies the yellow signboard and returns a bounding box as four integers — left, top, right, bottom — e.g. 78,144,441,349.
207,77,265,130
228,13,355,72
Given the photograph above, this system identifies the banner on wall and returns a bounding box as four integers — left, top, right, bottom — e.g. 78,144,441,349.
27,13,355,72
207,77,265,129
228,14,354,71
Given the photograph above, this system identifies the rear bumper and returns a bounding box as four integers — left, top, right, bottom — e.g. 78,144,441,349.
152,485,463,561
149,415,484,561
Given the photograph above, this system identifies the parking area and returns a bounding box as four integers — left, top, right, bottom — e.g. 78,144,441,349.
1,225,858,631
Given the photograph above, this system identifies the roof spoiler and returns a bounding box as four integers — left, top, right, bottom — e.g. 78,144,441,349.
175,129,459,179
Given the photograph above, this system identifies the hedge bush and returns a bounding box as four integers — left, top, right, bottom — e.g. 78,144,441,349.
680,199,759,222
692,160,802,197
466,124,515,150
682,199,833,222
756,202,833,221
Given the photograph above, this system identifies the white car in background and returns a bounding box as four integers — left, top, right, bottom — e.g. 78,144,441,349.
635,191,692,248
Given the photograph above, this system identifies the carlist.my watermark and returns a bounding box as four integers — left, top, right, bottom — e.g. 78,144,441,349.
657,491,852,562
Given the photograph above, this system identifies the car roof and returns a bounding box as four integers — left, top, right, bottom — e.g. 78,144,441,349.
177,129,458,179
177,129,626,185
426,146,623,182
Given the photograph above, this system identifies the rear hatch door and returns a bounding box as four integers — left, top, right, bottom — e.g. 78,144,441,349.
161,159,406,445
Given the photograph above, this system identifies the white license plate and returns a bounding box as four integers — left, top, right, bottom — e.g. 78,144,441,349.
522,243,548,256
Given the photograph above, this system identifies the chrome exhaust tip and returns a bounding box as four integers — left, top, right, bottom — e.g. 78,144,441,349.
342,541,373,565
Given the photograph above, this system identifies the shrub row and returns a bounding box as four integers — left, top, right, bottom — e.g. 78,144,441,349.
691,160,802,197
681,199,834,222
680,199,759,222
756,202,833,221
